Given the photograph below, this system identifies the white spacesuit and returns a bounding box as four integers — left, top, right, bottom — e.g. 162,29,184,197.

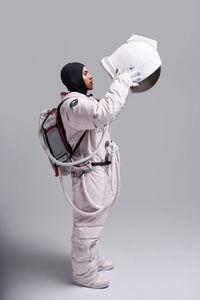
58,34,162,289
60,71,133,287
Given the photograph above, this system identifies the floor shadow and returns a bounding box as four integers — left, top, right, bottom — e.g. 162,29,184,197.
2,246,74,287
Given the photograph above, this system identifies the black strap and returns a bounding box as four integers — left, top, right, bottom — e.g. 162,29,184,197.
57,98,88,159
91,161,111,166
69,130,87,159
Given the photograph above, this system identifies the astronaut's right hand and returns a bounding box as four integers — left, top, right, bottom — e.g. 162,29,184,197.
116,65,141,87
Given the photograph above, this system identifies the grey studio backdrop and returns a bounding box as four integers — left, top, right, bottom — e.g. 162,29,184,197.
0,0,199,299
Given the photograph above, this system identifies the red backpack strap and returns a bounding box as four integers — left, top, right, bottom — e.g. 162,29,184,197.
60,92,69,97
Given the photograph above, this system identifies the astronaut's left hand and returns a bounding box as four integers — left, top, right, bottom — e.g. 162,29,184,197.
116,65,141,87
127,65,141,87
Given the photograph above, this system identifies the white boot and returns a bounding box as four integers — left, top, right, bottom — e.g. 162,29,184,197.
73,274,109,289
89,274,110,289
98,260,114,271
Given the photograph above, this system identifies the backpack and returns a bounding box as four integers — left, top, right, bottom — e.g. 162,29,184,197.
39,93,92,178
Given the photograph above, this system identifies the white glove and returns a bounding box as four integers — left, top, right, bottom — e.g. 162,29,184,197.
116,65,141,87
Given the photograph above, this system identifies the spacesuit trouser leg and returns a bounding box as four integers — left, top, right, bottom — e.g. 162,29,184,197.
71,207,109,286
70,153,119,286
95,239,106,270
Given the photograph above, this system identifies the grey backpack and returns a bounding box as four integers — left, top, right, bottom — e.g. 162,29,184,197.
40,97,90,177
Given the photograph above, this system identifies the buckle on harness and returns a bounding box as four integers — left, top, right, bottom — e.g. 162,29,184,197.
71,160,93,178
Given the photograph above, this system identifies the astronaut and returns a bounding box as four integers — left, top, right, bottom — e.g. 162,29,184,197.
60,38,161,288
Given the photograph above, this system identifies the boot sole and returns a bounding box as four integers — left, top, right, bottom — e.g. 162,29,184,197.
73,279,110,289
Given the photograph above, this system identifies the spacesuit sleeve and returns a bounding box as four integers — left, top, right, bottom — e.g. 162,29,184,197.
93,72,132,128
65,72,132,130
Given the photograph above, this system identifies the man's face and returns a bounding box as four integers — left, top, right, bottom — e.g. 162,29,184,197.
82,66,93,90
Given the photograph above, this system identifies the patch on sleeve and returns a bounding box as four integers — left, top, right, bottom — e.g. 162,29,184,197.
70,99,78,108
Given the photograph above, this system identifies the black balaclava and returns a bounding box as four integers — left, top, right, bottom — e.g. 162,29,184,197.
60,62,88,95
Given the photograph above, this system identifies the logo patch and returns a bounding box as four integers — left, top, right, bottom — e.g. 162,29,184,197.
70,99,78,108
